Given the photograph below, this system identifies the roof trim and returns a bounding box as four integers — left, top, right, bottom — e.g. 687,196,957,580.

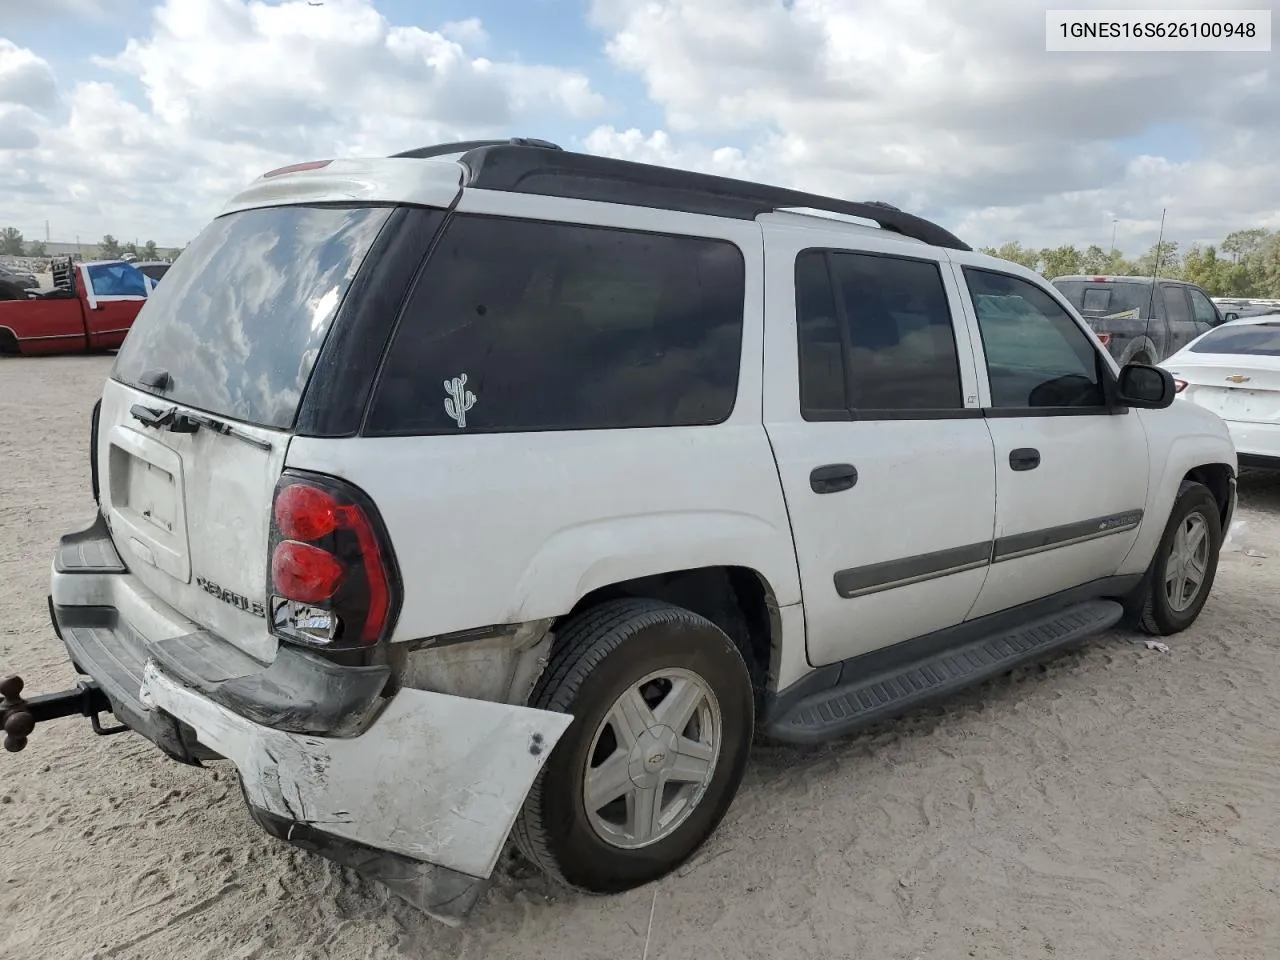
453,143,970,251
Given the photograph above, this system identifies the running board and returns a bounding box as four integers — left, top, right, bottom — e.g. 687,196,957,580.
765,600,1124,745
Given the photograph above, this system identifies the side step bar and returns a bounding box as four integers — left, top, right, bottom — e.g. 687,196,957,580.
765,600,1124,745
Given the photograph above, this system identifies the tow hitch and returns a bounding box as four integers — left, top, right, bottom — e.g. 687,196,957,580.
1,675,127,753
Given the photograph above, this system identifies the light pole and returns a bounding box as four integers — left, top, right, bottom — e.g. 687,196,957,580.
1110,219,1118,254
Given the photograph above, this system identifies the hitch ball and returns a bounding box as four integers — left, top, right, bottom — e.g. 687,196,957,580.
1,676,35,753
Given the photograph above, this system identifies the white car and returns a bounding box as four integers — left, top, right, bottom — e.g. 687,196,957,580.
1164,313,1280,470
1,138,1238,926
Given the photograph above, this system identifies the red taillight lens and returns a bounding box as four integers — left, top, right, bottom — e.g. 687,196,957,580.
272,541,344,602
1174,378,1189,393
266,472,400,648
1097,333,1112,347
275,484,339,540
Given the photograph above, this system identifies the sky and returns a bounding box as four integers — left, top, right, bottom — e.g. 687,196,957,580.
0,0,1276,253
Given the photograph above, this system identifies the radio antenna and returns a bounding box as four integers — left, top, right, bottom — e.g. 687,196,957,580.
1142,208,1167,352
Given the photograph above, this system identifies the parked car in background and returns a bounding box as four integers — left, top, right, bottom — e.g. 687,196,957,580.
133,261,172,284
0,262,40,299
0,257,155,355
1213,298,1280,322
1163,314,1280,470
1052,275,1225,364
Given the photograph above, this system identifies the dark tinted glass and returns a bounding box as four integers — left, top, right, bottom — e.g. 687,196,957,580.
1190,321,1280,356
1188,288,1217,325
366,215,745,435
794,251,845,414
113,205,391,429
1054,280,1151,318
1162,285,1191,323
966,269,1105,408
826,251,962,411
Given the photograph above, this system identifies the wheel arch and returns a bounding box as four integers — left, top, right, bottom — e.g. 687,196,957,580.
556,565,784,711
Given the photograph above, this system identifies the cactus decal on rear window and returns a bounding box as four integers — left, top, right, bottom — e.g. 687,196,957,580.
444,373,477,428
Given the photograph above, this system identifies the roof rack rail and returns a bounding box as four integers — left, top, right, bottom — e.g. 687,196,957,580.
452,144,969,251
390,138,562,160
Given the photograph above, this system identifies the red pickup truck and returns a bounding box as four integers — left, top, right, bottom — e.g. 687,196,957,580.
0,258,155,356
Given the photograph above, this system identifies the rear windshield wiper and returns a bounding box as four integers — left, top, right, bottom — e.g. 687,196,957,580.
129,403,272,451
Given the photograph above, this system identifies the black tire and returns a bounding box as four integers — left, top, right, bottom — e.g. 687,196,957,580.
1137,480,1222,636
513,598,754,893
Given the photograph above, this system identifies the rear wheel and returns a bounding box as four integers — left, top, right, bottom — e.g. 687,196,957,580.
1137,481,1222,635
513,598,753,893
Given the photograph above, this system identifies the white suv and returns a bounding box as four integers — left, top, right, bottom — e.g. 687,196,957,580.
3,139,1237,925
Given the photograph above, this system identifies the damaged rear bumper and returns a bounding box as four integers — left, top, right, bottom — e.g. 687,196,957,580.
46,515,573,924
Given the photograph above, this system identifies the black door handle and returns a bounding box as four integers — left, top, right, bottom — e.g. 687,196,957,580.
810,463,858,494
1009,448,1040,471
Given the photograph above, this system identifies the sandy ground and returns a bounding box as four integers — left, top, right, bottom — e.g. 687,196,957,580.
3,355,1280,960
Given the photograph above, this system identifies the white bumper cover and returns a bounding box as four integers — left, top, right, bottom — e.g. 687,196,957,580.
139,661,572,879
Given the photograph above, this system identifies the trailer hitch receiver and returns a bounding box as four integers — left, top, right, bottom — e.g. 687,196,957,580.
1,675,125,753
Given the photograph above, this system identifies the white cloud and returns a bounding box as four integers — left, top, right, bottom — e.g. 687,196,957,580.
585,0,1280,251
2,0,606,245
0,39,59,109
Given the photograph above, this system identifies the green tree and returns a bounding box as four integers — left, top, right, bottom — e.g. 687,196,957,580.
1221,228,1271,263
98,234,122,259
1039,245,1082,279
979,241,1041,271
0,227,25,256
142,240,159,259
1253,233,1280,298
122,241,138,258
1079,244,1110,274
1135,240,1181,279
27,240,47,258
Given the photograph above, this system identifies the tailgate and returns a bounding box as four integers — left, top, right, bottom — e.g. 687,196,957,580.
98,379,289,661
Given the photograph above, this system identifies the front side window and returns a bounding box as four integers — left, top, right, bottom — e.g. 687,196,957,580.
88,262,148,298
965,269,1106,409
366,215,746,435
795,250,964,417
1188,288,1217,326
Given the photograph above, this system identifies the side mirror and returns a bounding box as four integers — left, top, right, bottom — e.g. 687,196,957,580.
1117,363,1175,409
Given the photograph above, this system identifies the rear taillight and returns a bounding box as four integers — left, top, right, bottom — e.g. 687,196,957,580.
1174,378,1189,393
267,471,400,648
1096,333,1111,347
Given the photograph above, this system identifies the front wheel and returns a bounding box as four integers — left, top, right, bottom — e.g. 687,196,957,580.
513,598,754,893
1137,481,1222,635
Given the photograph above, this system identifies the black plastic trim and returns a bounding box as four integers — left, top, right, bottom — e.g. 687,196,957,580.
764,573,1144,727
295,207,448,438
457,144,971,250
1238,453,1280,471
992,510,1144,562
834,541,992,599
247,804,488,922
89,398,102,504
55,512,126,574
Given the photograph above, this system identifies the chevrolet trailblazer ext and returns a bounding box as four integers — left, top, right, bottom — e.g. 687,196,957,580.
1,140,1236,925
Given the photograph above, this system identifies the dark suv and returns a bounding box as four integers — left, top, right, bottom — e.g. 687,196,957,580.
1052,275,1225,364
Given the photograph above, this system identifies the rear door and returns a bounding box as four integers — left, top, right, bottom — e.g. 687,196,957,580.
99,203,396,661
761,222,996,667
1160,283,1199,358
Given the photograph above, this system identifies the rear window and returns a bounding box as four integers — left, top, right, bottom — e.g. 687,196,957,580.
1189,322,1280,356
365,214,746,435
1053,280,1151,318
112,204,393,429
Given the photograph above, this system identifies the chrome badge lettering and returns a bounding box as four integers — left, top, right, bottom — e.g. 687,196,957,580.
197,576,266,618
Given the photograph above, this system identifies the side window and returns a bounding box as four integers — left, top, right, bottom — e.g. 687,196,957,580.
1188,288,1217,326
964,268,1106,410
88,263,147,298
795,249,964,417
366,215,746,435
1162,285,1191,324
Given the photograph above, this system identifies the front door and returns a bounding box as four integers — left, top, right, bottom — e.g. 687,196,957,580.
82,262,149,349
762,224,996,667
951,262,1150,619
